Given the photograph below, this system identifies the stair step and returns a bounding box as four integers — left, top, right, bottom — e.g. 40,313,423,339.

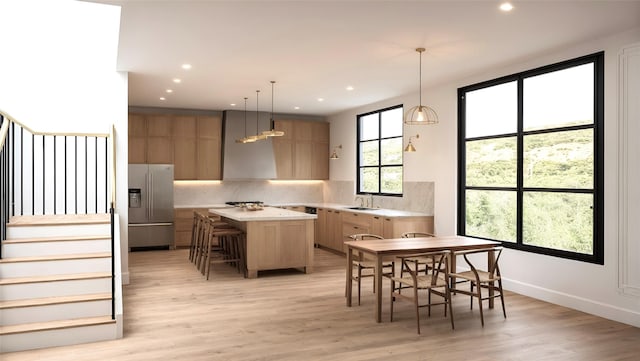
2,235,109,244
0,293,111,309
0,272,112,285
8,214,110,226
0,252,111,263
0,316,115,336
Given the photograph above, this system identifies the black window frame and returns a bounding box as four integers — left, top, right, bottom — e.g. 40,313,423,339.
457,52,604,264
356,104,404,197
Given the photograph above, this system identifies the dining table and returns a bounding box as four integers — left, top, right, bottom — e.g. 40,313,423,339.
344,235,501,323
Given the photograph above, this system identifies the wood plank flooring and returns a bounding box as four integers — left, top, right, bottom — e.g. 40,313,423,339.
3,247,640,360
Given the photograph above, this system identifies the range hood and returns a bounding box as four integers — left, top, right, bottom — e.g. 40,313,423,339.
222,110,277,180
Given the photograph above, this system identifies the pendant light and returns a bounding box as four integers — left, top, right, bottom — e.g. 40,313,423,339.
404,134,419,152
251,90,268,141
262,80,285,137
404,48,438,125
236,97,255,143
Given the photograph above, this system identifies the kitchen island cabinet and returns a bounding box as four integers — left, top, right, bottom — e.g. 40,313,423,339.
208,207,316,278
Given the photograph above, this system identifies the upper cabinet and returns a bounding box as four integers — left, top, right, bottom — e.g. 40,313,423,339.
128,113,222,180
272,120,329,180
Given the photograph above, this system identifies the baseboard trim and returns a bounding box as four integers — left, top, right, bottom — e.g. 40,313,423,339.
503,278,640,328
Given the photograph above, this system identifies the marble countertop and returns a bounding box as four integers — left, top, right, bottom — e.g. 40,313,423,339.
269,203,431,218
208,206,317,222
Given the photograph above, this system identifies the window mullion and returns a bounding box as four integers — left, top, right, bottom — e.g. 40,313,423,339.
516,77,524,247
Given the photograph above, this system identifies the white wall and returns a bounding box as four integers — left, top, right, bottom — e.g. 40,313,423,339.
329,27,640,327
0,0,130,282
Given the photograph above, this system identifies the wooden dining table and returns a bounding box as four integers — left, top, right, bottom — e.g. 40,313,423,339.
344,235,501,323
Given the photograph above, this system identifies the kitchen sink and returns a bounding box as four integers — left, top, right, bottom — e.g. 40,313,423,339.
345,206,374,211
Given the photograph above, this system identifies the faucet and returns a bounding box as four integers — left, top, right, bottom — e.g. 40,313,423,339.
368,194,374,208
355,196,364,207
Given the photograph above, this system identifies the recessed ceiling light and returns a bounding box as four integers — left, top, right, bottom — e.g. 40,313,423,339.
499,2,513,11
181,64,192,70
159,97,166,101
294,106,300,110
230,103,236,107
173,78,181,83
346,86,354,91
166,89,173,93
317,98,324,102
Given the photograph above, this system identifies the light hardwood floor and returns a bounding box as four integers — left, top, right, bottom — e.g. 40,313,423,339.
4,248,640,360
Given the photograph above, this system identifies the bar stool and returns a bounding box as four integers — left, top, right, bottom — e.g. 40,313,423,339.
201,217,246,280
189,212,207,263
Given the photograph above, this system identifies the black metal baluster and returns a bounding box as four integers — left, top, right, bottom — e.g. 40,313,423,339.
42,135,45,215
104,136,108,213
20,127,23,216
64,136,67,214
94,137,98,213
31,134,34,215
75,136,78,214
53,135,57,214
85,136,88,214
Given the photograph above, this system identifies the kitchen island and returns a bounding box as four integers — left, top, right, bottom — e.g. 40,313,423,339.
208,206,316,278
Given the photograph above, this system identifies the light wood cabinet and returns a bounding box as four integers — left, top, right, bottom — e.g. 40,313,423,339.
320,208,434,253
129,113,222,180
128,114,147,163
383,216,434,239
174,207,208,248
129,113,173,164
146,115,173,164
324,209,343,252
272,120,329,180
316,208,327,247
173,115,197,179
196,116,222,180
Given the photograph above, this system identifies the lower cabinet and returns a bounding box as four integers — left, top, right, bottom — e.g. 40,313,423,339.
317,209,434,253
174,208,208,248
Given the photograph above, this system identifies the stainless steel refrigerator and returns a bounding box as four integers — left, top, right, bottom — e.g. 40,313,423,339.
128,164,174,249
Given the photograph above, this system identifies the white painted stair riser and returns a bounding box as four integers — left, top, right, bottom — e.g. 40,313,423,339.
0,323,117,353
0,257,111,278
1,300,112,325
1,278,112,301
2,238,111,258
7,223,111,239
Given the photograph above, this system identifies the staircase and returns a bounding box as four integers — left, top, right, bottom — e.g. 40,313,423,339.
0,214,121,353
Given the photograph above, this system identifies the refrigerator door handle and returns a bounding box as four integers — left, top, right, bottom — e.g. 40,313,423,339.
149,173,154,219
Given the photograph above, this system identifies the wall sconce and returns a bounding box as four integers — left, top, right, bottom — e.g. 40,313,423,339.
404,134,419,152
330,144,342,159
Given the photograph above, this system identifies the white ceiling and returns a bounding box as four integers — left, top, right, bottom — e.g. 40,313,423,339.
91,1,640,116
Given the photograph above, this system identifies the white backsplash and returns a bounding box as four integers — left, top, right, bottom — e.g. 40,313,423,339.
174,180,433,215
323,180,434,215
174,181,324,207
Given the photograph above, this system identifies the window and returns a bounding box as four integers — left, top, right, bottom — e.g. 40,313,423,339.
458,52,604,264
357,105,403,196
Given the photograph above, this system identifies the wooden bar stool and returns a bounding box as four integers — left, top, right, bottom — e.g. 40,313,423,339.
189,212,207,264
201,218,246,280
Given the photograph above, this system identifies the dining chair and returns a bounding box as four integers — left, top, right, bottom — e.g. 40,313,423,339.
348,233,394,305
450,246,506,326
399,232,437,278
389,250,454,334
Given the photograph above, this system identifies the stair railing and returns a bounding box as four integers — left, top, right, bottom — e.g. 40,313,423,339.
0,109,117,319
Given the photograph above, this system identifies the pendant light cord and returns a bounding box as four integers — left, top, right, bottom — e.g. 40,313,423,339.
256,90,260,134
